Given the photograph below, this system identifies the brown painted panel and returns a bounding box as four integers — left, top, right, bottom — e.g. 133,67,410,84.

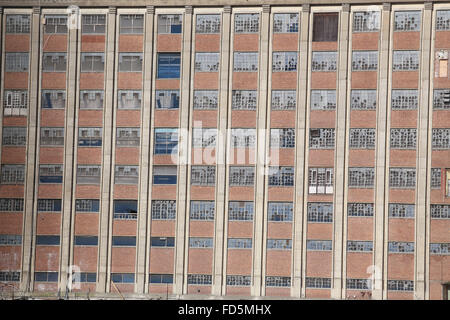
36,213,61,234
194,73,219,89
348,150,375,167
266,251,292,275
113,220,137,236
3,117,28,126
308,150,335,167
265,287,291,297
392,71,419,89
270,110,296,128
152,185,177,200
352,32,379,50
38,185,62,199
0,246,21,270
232,72,258,90
228,221,253,238
74,213,99,235
5,35,30,52
151,220,176,237
432,110,450,128
73,246,98,272
4,72,28,89
347,217,373,241
78,110,103,127
113,185,138,199
115,147,140,165
229,187,254,201
190,186,216,201
34,246,60,271
431,150,450,169
2,147,26,164
39,147,64,164
231,110,256,128
347,189,374,203
390,110,417,128
271,72,298,90
79,73,104,90
117,73,143,89
81,35,106,52
0,214,22,234
119,35,144,52
234,34,259,51
192,110,217,128
387,254,414,278
150,248,175,273
0,186,24,198
195,34,220,52
273,34,299,51
226,250,252,274
346,253,373,278
311,72,336,89
393,32,420,50
154,110,180,127
388,218,415,242
388,189,416,203
350,110,377,128
305,288,331,298
157,34,182,52
188,249,213,274
307,223,333,239
77,148,102,164
309,110,335,128
41,109,65,127
267,187,294,202
351,71,377,89
41,73,66,89
430,220,450,242
435,31,450,49
189,221,215,237
111,247,136,273
43,34,67,52
269,148,295,166
155,79,180,90
306,251,332,276
226,287,251,296
312,42,337,51
267,222,292,239
389,150,416,167
76,186,101,199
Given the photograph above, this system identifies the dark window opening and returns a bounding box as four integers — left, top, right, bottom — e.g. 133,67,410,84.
313,13,339,42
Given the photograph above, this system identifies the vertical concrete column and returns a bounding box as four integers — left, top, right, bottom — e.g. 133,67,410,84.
59,7,78,292
252,4,270,297
415,2,433,300
174,5,193,295
292,4,310,298
21,6,41,293
331,4,350,300
136,5,154,295
212,5,231,297
97,6,116,293
373,3,391,301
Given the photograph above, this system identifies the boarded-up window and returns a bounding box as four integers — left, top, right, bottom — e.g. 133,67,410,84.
313,13,338,42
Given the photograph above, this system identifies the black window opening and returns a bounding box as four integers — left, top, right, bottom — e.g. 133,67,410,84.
313,13,339,42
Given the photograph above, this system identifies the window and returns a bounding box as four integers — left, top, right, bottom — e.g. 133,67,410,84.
309,128,335,149
348,168,375,188
312,52,337,71
311,90,336,110
390,129,417,149
40,127,64,146
35,272,58,282
393,51,419,71
153,166,177,185
270,128,295,149
389,168,416,188
394,11,421,31
267,239,292,250
432,129,450,149
187,274,212,285
307,203,333,223
42,90,66,109
6,14,30,34
431,204,450,219
80,90,104,109
3,90,28,116
348,203,374,217
308,168,333,194
118,90,141,110
231,128,256,148
195,53,219,72
78,128,102,147
234,52,258,72
111,273,135,283
81,53,104,72
305,277,331,289
115,165,139,184
114,200,138,220
3,127,26,146
267,202,293,222
155,90,179,109
433,89,450,109
190,201,215,221
77,165,101,185
229,166,255,186
119,53,143,72
349,129,376,149
347,279,372,290
273,13,298,33
235,13,259,33
391,90,418,109
157,14,182,34
74,236,98,246
430,243,450,255
196,14,220,34
0,198,24,212
189,237,213,248
351,90,377,110
431,168,441,189
271,90,296,110
437,10,450,31
227,275,251,286
151,237,175,247
1,165,25,184
44,15,67,33
75,199,100,213
36,235,60,245
0,235,22,246
151,200,176,220
74,273,97,283
353,11,380,32
191,166,215,186
119,14,143,34
39,165,63,184
265,276,291,287
272,52,297,72
352,51,378,71
37,199,61,212
232,90,257,110
42,53,66,72
157,53,181,79
228,202,254,221
268,166,294,187
313,13,338,42
193,90,218,110
0,271,20,282
154,128,178,154
347,241,373,252
112,236,136,247
5,53,29,72
82,15,106,34
116,127,140,147
388,241,415,253
228,238,252,249
192,128,217,148
389,203,415,218
306,240,332,251
149,274,173,284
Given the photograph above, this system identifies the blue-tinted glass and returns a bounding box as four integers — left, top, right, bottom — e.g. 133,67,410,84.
43,93,53,108
34,272,47,282
153,175,177,185
39,175,63,184
171,24,182,33
149,274,161,283
47,272,59,282
151,237,175,247
167,237,175,247
162,274,173,283
112,236,136,246
36,235,60,245
79,138,102,147
74,236,98,246
122,273,135,283
86,273,97,283
114,200,138,213
171,93,179,108
157,53,181,79
111,273,122,283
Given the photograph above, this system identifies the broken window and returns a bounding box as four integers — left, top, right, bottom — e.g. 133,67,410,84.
228,201,254,221
227,275,251,286
392,51,419,71
347,203,374,217
266,276,291,287
193,90,218,110
430,243,450,255
154,128,178,154
5,53,29,72
42,90,66,109
116,127,140,147
195,52,220,72
114,165,139,184
37,199,62,213
432,129,450,149
189,237,214,248
268,202,293,222
155,90,179,109
231,128,256,148
118,90,142,109
349,128,376,149
271,90,296,110
307,202,333,222
268,166,294,187
270,128,295,148
394,11,421,31
192,128,217,148
40,127,64,146
347,240,373,252
119,14,143,34
76,165,101,185
312,51,337,71
273,13,299,33
2,127,26,146
82,14,106,34
347,279,372,290
348,167,375,188
352,51,378,71
151,200,176,220
6,15,30,34
267,239,292,250
157,14,182,34
1,165,25,184
391,90,418,110
44,15,67,34
78,127,102,147
305,277,331,288
0,272,20,282
191,166,216,186
437,10,450,30
308,168,333,194
311,90,336,110
235,13,259,33
114,200,138,220
119,53,143,72
309,128,335,149
190,201,215,220
234,52,258,72
81,53,104,72
389,203,415,218
0,235,22,246
3,90,28,116
433,89,450,109
75,199,100,213
351,90,377,110
431,204,449,219
313,13,338,41
431,168,441,189
153,166,177,185
187,274,212,285
390,128,417,149
389,168,416,188
229,166,255,186
353,11,380,32
0,198,24,212
272,52,297,72
307,240,332,251
388,241,415,253
80,90,104,109
196,14,220,34
232,90,257,110
39,164,63,184
42,53,66,72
